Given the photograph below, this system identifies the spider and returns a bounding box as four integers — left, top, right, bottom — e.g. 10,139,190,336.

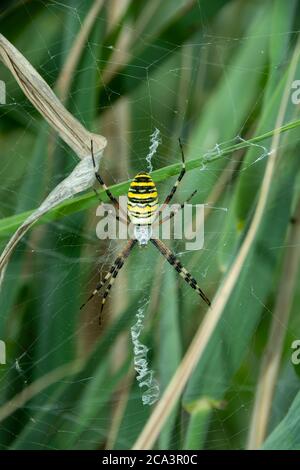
80,139,211,318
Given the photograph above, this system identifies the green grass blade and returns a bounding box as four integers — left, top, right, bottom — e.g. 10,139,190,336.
0,117,300,240
261,391,300,450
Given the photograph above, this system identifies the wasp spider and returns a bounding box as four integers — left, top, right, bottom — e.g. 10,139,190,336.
80,140,211,318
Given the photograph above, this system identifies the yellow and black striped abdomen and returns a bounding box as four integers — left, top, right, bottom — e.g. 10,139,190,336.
127,172,158,224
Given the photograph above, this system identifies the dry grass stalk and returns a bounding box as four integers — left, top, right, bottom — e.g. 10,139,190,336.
0,34,106,157
247,197,300,449
0,33,107,279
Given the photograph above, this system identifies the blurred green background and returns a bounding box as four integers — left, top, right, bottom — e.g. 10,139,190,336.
0,0,300,450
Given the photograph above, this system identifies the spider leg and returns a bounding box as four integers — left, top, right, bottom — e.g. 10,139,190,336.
153,189,197,228
99,239,137,318
80,240,137,321
154,138,186,225
93,189,128,226
80,263,118,310
91,140,129,223
150,238,211,306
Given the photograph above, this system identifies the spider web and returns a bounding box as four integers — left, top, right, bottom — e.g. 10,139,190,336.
0,0,299,451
